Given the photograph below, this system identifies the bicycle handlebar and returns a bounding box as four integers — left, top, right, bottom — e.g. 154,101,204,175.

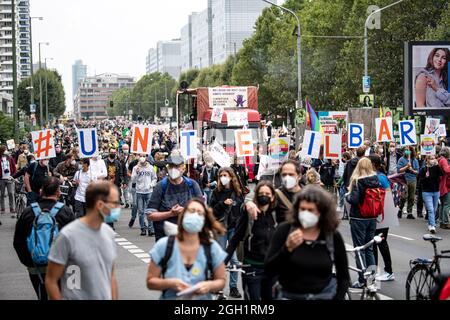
346,233,383,253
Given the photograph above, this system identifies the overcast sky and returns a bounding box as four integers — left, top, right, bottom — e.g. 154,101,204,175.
30,0,283,112
30,0,207,112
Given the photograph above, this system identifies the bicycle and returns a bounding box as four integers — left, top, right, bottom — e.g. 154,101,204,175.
212,263,250,300
405,234,450,300
14,178,27,219
346,234,383,300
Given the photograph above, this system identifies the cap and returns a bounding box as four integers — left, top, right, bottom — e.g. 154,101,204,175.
166,154,185,166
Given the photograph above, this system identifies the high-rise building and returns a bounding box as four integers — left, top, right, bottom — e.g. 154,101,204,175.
73,73,134,120
146,40,181,80
72,59,87,98
191,8,212,70
180,14,194,72
0,0,31,98
212,0,269,65
146,48,158,74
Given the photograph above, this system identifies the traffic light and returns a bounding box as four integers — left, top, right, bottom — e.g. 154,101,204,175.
109,100,114,108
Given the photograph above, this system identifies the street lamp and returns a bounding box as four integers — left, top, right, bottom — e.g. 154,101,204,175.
364,0,404,78
38,42,49,128
44,57,53,126
29,17,44,115
262,0,302,114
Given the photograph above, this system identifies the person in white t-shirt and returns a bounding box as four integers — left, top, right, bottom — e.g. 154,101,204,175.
0,146,17,216
73,158,97,217
89,154,107,180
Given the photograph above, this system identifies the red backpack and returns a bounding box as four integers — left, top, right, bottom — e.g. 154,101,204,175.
359,187,386,220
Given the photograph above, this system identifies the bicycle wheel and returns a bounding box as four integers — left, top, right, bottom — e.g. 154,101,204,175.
406,264,435,300
344,290,352,300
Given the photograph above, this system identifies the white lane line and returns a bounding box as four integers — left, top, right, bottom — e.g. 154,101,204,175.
141,258,151,264
117,241,132,246
389,233,415,241
123,245,138,249
114,238,127,242
135,253,150,259
128,249,145,254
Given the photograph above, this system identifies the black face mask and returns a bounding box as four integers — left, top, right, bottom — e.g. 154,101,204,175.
109,154,116,159
257,195,271,206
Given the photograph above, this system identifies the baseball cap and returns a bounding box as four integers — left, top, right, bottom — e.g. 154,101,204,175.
166,154,185,166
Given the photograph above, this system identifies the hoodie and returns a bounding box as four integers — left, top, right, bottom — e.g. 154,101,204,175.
131,162,157,194
345,175,381,219
342,157,360,188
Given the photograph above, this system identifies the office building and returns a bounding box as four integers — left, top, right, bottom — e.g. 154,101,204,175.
72,59,87,98
73,73,135,120
146,48,157,74
146,39,181,80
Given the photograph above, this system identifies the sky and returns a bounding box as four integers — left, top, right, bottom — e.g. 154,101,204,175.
30,0,207,112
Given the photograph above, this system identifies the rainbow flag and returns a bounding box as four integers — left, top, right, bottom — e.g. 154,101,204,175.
305,99,321,132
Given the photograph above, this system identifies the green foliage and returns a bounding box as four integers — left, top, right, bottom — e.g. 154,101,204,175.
18,69,66,122
0,111,14,143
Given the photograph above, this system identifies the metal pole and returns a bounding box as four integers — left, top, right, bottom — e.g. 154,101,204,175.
12,0,19,142
44,57,52,126
154,86,157,121
29,16,34,112
364,0,404,77
39,43,43,128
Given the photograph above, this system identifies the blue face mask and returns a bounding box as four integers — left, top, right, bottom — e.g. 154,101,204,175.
101,206,121,224
182,212,205,234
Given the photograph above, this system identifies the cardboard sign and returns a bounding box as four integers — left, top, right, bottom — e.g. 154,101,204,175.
77,128,99,158
235,129,254,157
211,106,224,123
377,191,399,229
256,155,270,180
375,117,393,142
399,120,417,146
424,118,440,135
227,111,248,127
348,123,364,148
420,134,436,156
6,139,15,150
437,124,447,137
31,129,55,160
180,130,198,159
324,134,341,160
208,87,248,109
300,130,322,159
131,125,153,155
209,141,231,168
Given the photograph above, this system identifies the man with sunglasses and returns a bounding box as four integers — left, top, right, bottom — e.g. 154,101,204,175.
45,181,119,300
147,153,202,241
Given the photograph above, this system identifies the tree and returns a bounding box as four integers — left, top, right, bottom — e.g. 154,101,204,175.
0,111,15,142
18,69,66,122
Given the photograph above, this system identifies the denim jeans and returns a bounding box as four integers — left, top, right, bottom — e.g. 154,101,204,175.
0,179,15,212
440,193,450,225
203,188,212,205
217,228,239,289
423,191,440,227
131,187,138,220
350,218,377,283
136,192,153,232
74,200,86,218
242,265,274,300
122,185,131,205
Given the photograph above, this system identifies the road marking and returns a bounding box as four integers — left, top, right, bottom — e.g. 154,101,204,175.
128,249,145,254
123,245,138,249
135,253,150,259
141,258,151,264
117,241,132,246
389,233,414,241
114,238,127,242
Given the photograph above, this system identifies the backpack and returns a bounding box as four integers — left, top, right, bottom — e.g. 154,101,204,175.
159,235,213,297
27,202,64,265
161,176,195,198
359,187,386,220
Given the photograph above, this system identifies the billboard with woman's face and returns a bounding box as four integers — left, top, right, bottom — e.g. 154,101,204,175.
404,41,450,116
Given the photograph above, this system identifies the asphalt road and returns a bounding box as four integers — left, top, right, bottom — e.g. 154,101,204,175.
1,193,449,300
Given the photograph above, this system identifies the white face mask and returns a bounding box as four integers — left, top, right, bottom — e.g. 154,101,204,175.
139,157,146,165
41,160,49,167
282,175,297,190
71,160,76,166
169,168,181,180
389,147,395,153
298,210,319,229
220,176,231,186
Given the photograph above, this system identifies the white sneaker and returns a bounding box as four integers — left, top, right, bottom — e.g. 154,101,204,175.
376,272,395,282
428,225,436,234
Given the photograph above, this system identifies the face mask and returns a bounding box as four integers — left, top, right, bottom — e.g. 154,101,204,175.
282,175,297,190
378,148,384,154
100,206,122,224
169,168,181,180
139,157,146,164
404,150,411,157
30,160,36,164
220,176,231,186
4,151,9,156
78,164,83,170
42,160,49,166
206,162,213,168
71,160,76,166
109,154,116,159
257,195,271,206
24,150,29,155
389,147,395,153
298,210,319,229
182,212,205,234
429,160,438,166
123,150,129,154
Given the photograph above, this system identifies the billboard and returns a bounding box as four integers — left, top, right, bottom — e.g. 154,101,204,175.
404,41,450,116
